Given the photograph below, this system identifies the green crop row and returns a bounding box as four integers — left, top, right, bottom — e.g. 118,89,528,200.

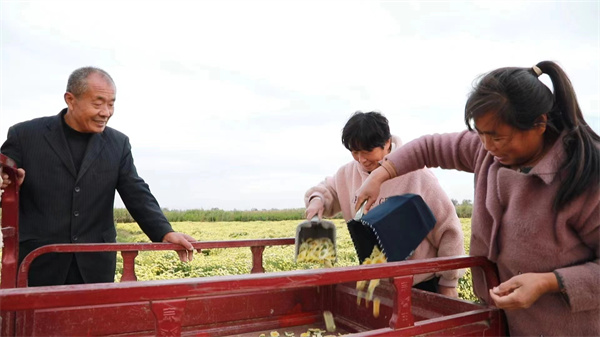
112,201,474,223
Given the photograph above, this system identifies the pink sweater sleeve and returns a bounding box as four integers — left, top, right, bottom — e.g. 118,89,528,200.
383,131,482,176
304,175,342,218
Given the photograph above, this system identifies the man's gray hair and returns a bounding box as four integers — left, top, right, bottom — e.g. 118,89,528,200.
66,67,115,97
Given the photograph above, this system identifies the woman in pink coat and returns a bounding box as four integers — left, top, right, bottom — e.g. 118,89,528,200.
355,61,599,336
304,111,464,298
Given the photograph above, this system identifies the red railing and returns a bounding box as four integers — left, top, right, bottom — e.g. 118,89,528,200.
0,153,505,337
1,153,297,336
1,152,296,290
1,255,498,311
0,154,20,291
0,255,503,337
16,239,295,287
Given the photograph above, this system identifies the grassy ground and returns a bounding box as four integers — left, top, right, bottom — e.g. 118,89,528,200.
115,218,477,301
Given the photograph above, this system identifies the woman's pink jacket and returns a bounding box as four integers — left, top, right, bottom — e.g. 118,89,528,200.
381,130,599,336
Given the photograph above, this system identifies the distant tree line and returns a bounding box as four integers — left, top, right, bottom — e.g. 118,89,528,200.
112,207,320,223
113,200,474,223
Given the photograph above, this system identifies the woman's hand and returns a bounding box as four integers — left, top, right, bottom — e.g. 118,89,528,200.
488,272,559,310
355,166,390,213
304,197,324,220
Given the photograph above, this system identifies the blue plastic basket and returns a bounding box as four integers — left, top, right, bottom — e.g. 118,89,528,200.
347,194,436,263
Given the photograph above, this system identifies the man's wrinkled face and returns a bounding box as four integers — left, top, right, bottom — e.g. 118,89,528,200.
64,72,116,133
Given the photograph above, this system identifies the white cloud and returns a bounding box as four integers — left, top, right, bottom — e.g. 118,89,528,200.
1,0,598,210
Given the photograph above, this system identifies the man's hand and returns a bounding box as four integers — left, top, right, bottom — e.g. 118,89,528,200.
1,168,26,189
162,232,197,262
304,197,324,220
488,272,559,310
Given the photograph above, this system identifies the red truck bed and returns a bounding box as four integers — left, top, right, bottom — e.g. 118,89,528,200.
0,153,506,336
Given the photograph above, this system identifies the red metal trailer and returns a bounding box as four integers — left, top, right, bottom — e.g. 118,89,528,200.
0,153,506,336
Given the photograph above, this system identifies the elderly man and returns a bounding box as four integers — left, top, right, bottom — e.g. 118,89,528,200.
1,67,196,286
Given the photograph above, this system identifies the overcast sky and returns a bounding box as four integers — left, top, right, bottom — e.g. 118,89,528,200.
1,1,598,211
